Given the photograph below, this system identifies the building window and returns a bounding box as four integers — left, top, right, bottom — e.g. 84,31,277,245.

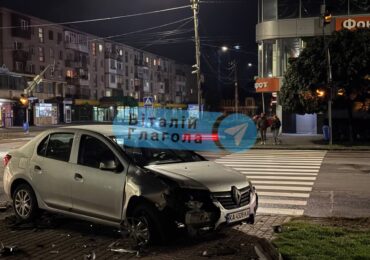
154,59,157,66
98,44,103,52
48,30,54,40
125,66,128,77
146,57,149,63
119,49,123,56
125,51,128,63
20,19,29,30
130,66,133,74
14,41,23,50
92,43,96,56
38,47,44,62
38,28,44,43
49,48,54,59
117,62,122,70
57,33,62,44
101,75,104,82
59,50,63,60
301,0,323,18
125,79,129,90
110,59,116,69
263,0,277,21
278,0,299,19
111,74,116,83
15,62,24,72
100,60,104,68
66,69,74,78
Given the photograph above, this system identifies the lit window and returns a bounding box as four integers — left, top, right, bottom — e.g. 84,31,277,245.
38,47,44,62
66,69,74,78
92,43,96,56
99,44,103,52
154,59,157,66
146,57,149,63
38,28,44,43
119,49,123,56
158,59,161,66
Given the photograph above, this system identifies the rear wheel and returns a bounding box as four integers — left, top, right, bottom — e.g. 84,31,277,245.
12,184,38,221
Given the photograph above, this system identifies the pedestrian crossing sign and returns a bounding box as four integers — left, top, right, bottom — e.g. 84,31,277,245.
143,97,154,107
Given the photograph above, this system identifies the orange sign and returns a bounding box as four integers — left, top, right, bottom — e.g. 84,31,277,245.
336,16,370,31
254,77,280,93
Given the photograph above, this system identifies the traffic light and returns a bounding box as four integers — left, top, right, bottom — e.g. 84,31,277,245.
20,94,29,107
323,10,332,25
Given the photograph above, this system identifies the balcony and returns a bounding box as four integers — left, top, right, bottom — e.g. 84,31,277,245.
66,77,89,86
65,60,88,68
12,50,29,62
65,42,88,53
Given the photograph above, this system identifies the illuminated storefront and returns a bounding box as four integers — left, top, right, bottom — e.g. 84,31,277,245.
256,0,370,133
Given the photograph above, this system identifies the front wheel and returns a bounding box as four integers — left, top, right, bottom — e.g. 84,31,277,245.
12,184,39,221
127,203,167,246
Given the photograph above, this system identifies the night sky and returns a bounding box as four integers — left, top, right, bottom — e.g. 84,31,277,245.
1,0,258,104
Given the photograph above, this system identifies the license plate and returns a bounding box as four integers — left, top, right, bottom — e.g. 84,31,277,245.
226,209,249,223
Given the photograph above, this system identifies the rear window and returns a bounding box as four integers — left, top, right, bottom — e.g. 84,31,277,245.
37,133,74,162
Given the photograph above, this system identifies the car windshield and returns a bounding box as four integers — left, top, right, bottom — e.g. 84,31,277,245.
110,135,205,166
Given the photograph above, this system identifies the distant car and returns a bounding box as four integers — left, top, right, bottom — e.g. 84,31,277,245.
3,125,258,245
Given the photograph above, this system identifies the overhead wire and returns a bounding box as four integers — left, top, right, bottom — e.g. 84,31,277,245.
88,16,193,42
0,5,191,30
140,17,194,50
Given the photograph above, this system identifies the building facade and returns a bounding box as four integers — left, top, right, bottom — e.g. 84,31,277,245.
0,7,197,127
255,0,370,134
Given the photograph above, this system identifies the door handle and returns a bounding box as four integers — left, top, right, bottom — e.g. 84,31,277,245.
74,173,84,182
34,165,42,174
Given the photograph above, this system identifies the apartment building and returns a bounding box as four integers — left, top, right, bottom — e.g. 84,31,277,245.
0,7,196,127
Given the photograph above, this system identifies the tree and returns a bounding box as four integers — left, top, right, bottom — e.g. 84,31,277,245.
279,28,370,141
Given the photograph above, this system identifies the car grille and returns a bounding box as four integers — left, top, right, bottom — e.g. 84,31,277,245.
212,186,251,210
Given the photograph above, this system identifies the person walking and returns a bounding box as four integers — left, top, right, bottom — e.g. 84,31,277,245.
257,113,268,144
271,114,281,145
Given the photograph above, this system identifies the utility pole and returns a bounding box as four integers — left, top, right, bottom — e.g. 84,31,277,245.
191,0,202,113
233,61,238,114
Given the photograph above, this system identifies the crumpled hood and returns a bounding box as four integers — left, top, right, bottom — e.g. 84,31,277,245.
144,161,249,193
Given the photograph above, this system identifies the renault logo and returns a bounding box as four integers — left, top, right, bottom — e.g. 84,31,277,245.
231,186,242,206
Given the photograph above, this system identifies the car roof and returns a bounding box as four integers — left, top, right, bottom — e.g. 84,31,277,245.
60,124,158,136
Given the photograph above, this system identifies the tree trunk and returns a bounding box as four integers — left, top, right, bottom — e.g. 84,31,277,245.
347,101,354,144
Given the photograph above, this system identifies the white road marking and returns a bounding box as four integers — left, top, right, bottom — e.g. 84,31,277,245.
259,199,307,206
257,191,310,198
246,176,317,181
242,171,318,176
257,207,305,216
256,185,312,192
252,180,314,186
222,164,321,169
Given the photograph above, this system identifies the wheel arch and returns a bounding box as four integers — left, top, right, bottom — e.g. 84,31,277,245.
10,178,34,199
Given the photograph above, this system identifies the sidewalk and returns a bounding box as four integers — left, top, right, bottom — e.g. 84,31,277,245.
2,125,370,150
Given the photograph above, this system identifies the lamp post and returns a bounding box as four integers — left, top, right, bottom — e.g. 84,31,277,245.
321,4,333,146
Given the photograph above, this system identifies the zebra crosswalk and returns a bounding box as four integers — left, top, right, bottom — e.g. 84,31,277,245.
213,150,327,216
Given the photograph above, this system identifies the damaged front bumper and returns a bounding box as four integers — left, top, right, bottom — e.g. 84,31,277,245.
182,191,258,233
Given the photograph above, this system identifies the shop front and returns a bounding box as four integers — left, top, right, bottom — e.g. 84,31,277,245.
0,99,15,128
34,103,58,126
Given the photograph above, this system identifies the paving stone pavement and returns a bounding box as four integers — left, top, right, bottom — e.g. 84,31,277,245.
0,211,290,259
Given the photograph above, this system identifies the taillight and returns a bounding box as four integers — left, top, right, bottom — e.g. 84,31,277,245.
3,154,11,167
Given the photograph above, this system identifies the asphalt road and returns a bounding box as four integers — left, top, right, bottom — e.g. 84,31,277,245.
305,151,370,218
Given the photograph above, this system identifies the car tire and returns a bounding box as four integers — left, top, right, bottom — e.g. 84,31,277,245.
12,184,39,222
129,203,167,246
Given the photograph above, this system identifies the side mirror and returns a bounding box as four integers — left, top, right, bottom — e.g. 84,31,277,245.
99,160,118,171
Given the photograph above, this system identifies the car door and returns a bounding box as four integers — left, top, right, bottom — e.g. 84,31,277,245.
70,133,126,222
30,132,75,211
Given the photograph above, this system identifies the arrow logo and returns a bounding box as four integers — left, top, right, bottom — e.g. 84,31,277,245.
224,123,248,146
